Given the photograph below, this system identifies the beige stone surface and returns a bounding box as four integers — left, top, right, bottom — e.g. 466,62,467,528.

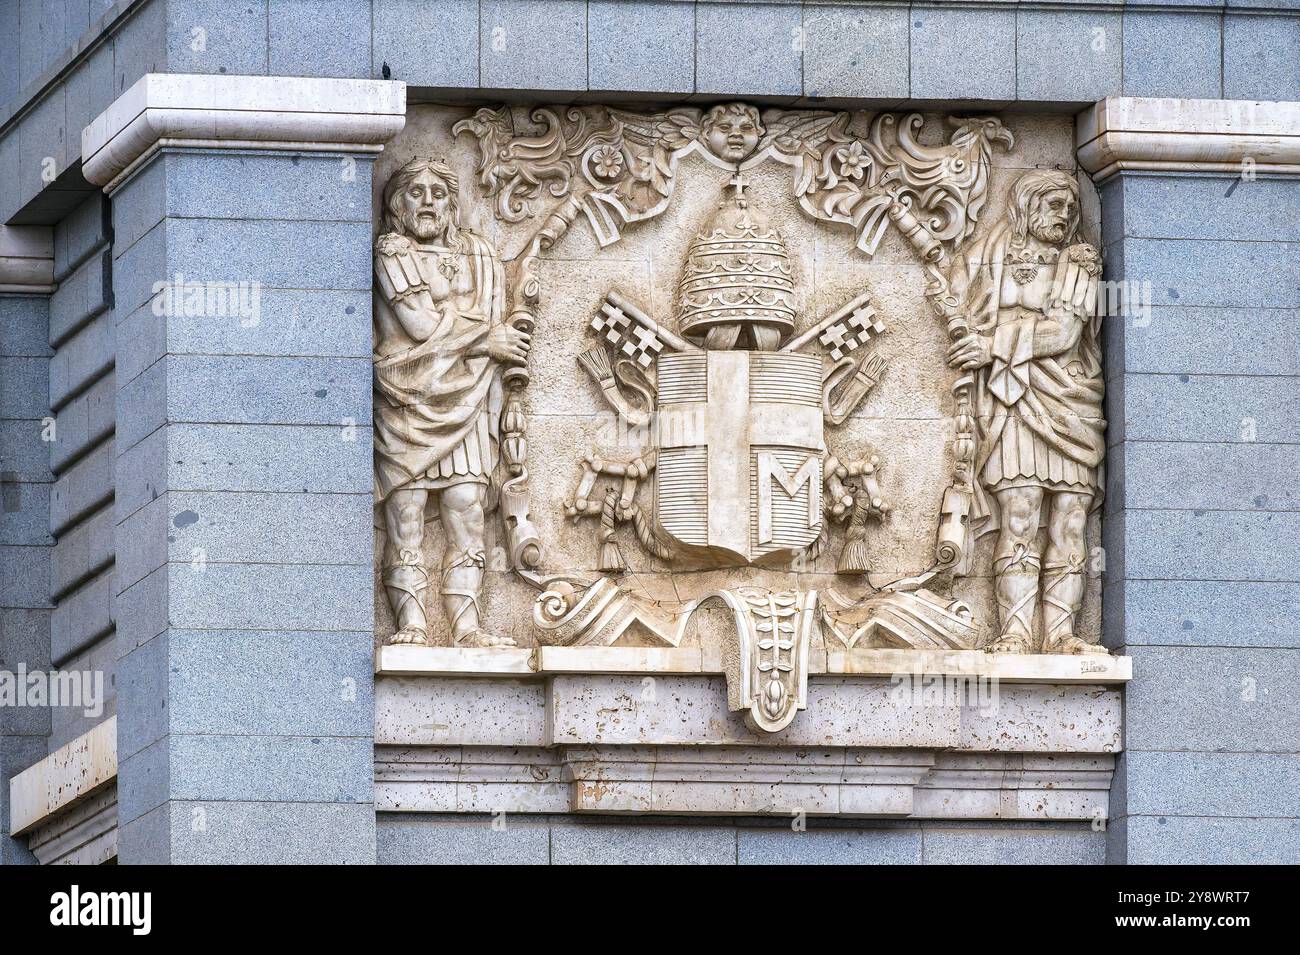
83,73,407,188
375,743,1114,820
374,746,565,815
26,788,118,865
1077,96,1300,181
372,673,1120,819
377,644,1132,683
9,717,116,836
376,677,546,748
373,105,1102,654
373,103,1116,743
376,670,1120,751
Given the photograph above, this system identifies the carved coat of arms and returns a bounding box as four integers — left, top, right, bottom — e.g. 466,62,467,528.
375,100,1110,734
654,348,824,565
651,180,825,565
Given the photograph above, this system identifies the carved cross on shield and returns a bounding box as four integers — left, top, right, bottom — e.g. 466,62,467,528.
654,350,824,566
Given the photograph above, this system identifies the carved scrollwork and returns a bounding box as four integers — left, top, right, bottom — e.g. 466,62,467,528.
454,103,1013,258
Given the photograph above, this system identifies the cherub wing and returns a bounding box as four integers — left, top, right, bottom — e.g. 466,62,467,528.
757,109,849,156
605,107,703,200
608,107,703,152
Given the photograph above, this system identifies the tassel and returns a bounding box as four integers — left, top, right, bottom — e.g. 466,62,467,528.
598,488,626,572
837,537,871,575
599,539,626,573
836,493,873,575
577,346,613,385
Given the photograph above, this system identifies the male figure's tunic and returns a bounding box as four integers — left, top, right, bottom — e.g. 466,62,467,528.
955,222,1106,535
373,232,506,510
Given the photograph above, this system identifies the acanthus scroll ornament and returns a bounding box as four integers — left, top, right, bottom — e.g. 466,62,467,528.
453,103,1011,256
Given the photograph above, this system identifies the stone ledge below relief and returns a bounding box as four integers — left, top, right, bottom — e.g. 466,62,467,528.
376,644,1131,684
376,671,1121,752
374,666,1122,820
374,746,1114,822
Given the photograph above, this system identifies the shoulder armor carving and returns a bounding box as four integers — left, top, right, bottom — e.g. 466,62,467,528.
375,233,428,301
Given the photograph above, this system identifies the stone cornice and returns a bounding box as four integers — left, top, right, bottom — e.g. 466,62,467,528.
1077,96,1300,182
81,74,408,191
9,717,117,837
0,225,56,293
373,671,1122,819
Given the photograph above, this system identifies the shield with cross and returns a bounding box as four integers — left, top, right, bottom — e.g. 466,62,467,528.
653,349,825,566
582,173,886,568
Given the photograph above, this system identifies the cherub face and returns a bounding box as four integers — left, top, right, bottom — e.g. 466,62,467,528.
702,107,761,163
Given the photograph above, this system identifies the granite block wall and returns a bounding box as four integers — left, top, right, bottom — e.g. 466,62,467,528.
378,814,1107,865
4,1,1299,221
109,150,378,864
46,193,116,754
0,0,1296,865
1100,169,1300,864
0,291,53,865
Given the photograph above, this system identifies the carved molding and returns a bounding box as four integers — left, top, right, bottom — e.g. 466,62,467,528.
376,745,1114,821
453,104,1009,255
375,644,1133,683
1076,95,1300,182
26,787,117,866
8,717,117,838
82,74,407,190
373,671,1123,820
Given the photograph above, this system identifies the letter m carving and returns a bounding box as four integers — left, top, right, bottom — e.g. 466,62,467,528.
755,451,821,546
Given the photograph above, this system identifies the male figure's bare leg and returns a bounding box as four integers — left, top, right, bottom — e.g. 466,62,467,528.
987,486,1044,653
1042,490,1107,654
383,488,431,644
439,482,515,648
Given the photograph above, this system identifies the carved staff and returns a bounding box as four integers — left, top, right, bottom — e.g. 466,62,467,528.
876,116,1013,577
496,195,587,572
888,196,977,576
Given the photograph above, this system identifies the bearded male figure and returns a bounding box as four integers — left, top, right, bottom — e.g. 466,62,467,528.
946,169,1107,655
373,157,531,648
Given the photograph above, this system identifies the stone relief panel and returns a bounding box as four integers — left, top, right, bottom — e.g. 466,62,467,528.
372,103,1107,732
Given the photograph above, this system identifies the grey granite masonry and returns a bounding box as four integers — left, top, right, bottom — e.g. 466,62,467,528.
1099,169,1300,864
108,149,379,863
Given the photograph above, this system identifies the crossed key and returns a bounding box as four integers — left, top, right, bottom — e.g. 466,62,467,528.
818,302,884,361
779,289,884,360
590,290,693,367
